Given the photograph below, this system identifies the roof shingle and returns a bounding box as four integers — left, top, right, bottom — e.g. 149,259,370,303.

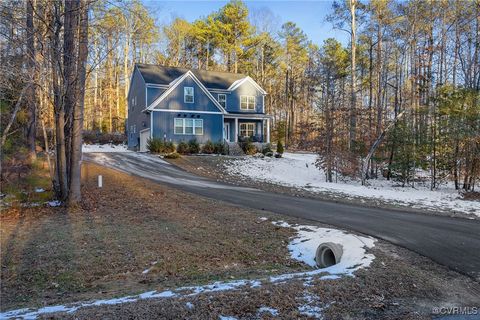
136,64,246,90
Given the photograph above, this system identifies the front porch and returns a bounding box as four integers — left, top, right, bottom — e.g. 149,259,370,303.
223,114,271,144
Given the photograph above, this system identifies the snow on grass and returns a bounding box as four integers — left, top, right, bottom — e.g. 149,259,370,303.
257,306,279,316
298,292,325,319
225,152,480,217
0,221,373,319
270,220,375,281
82,143,131,153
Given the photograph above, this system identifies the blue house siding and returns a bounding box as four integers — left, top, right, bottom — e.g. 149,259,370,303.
153,76,222,112
127,67,149,149
147,87,165,107
152,111,224,144
226,80,264,114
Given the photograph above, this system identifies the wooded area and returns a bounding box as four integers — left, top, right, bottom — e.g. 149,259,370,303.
1,0,479,205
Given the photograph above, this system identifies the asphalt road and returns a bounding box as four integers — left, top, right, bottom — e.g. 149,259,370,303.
84,152,480,280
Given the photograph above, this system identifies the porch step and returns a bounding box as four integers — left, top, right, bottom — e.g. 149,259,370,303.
227,142,245,156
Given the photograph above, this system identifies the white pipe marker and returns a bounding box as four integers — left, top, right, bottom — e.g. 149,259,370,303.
98,175,103,188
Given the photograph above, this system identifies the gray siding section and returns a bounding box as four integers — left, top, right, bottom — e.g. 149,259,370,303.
226,80,264,114
152,111,224,144
127,67,150,149
146,87,165,107
153,76,222,112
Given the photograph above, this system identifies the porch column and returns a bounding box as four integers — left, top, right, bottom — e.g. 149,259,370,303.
266,118,270,143
234,118,238,142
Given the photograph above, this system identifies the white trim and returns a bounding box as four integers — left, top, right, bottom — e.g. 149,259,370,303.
207,88,230,93
146,71,227,113
146,83,169,89
184,86,194,103
139,128,150,133
227,76,267,95
150,113,153,139
224,115,271,120
151,109,222,115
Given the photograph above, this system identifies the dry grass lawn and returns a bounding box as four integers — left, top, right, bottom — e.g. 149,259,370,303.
1,163,302,311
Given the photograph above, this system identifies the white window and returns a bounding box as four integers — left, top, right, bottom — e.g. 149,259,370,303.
174,118,203,135
174,118,184,134
185,119,194,134
240,95,255,110
218,94,226,108
194,119,203,135
184,87,194,103
240,123,255,137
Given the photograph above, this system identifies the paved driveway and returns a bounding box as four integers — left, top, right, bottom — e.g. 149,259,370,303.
84,152,480,280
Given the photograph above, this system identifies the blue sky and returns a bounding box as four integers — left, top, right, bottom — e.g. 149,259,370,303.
143,0,349,46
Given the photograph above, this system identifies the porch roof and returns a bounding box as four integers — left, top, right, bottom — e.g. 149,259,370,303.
224,113,272,120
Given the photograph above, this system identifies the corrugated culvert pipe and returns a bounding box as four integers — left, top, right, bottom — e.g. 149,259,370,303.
315,242,343,268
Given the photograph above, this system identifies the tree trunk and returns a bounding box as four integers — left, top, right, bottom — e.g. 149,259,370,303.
68,0,89,205
349,0,357,151
26,0,37,161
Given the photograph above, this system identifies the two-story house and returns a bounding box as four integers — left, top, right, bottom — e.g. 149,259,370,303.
126,64,271,152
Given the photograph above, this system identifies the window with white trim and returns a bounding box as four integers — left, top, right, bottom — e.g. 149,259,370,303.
184,87,194,103
240,123,255,137
240,95,255,110
218,94,226,108
174,118,203,135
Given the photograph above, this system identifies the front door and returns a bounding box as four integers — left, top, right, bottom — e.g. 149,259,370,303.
223,122,230,142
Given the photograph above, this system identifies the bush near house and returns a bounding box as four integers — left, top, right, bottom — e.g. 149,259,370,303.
276,141,284,158
177,141,189,154
147,139,176,154
147,138,165,153
214,141,228,155
201,140,215,154
188,139,200,154
262,144,272,155
240,138,257,155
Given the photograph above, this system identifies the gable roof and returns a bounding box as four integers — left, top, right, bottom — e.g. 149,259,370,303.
136,64,247,90
146,71,227,113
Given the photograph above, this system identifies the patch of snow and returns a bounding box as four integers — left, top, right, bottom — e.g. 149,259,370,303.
34,188,45,193
82,144,131,153
185,302,194,310
259,217,268,221
257,306,279,316
298,292,325,319
46,200,61,207
1,223,372,319
219,316,237,320
225,152,480,217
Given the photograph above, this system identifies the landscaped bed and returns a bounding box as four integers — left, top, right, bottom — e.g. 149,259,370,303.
1,162,479,319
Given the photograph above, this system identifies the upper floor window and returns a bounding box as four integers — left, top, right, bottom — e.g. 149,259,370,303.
240,95,255,110
184,87,194,103
218,94,226,108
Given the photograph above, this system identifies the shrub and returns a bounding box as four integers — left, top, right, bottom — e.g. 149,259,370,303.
177,141,189,154
188,139,200,154
83,130,126,145
262,143,272,155
275,153,282,158
164,152,181,159
201,140,215,154
164,141,175,153
240,139,257,155
214,141,228,155
147,138,165,153
276,140,284,154
265,151,274,157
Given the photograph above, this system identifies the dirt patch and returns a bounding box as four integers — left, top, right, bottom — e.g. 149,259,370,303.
0,162,301,311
